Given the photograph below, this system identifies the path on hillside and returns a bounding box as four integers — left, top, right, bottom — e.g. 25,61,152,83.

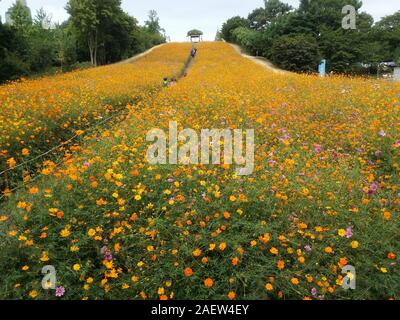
117,44,165,64
179,54,195,77
121,43,197,79
230,44,289,75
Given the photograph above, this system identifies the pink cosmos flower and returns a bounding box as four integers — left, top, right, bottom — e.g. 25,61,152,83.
345,226,353,239
368,182,379,195
311,288,318,296
83,162,91,168
55,286,65,297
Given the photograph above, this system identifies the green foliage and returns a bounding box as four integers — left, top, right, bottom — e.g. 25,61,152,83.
374,11,400,63
215,29,223,41
0,51,29,82
0,21,29,82
232,27,267,56
66,1,166,66
221,0,399,74
0,1,167,83
9,0,32,31
130,26,166,54
27,24,57,72
271,34,320,72
221,16,249,43
145,9,165,37
248,8,268,31
53,22,78,72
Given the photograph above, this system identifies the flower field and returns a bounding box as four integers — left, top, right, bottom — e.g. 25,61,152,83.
0,43,192,191
0,42,399,300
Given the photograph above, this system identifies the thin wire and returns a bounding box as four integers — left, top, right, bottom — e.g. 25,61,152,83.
0,157,65,201
1,50,195,197
1,49,195,177
0,113,120,176
0,112,126,201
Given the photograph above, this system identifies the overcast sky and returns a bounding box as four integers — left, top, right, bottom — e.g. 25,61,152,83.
1,0,400,41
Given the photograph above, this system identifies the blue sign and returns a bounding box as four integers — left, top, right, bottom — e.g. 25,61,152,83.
318,59,326,77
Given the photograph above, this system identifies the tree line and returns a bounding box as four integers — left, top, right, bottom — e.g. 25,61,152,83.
219,0,400,74
0,0,166,83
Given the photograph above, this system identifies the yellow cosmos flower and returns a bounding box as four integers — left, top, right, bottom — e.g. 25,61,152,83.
73,264,81,271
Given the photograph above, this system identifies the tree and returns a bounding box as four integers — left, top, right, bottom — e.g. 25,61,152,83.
264,0,293,22
221,16,249,42
267,0,374,72
9,0,32,31
66,0,124,66
0,0,170,82
270,34,320,72
374,11,400,62
215,29,223,41
248,8,268,31
232,27,266,55
145,10,164,36
66,0,99,66
376,11,400,31
99,11,140,63
221,0,385,73
0,22,29,82
54,21,78,71
34,7,52,29
298,0,363,34
248,0,292,31
28,13,56,72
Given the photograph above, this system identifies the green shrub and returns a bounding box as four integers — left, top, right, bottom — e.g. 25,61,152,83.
270,34,320,72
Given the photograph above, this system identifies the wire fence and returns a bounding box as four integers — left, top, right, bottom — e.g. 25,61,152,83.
0,49,195,201
0,111,126,201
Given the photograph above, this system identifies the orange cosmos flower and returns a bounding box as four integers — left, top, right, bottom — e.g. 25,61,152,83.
387,252,396,260
204,278,214,288
265,283,273,291
325,247,334,254
232,257,239,266
192,248,202,257
270,247,278,255
184,267,193,277
219,242,227,251
338,258,348,268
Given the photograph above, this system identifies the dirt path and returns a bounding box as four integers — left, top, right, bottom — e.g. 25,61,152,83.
118,43,197,79
180,55,195,77
117,44,165,65
229,43,289,75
